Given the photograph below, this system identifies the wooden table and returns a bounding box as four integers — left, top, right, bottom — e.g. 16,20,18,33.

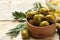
0,21,59,40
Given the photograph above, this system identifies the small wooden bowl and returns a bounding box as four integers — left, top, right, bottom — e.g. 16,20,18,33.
26,20,56,39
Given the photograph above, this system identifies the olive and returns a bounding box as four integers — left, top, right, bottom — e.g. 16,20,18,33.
38,14,45,20
29,20,34,25
46,15,55,23
26,11,38,19
39,21,49,27
56,23,60,35
56,23,60,29
39,8,49,15
49,12,55,16
21,29,29,40
38,14,45,18
26,12,34,19
57,20,60,23
33,15,41,26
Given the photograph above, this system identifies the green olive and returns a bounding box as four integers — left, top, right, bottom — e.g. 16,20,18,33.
49,11,55,16
39,21,49,27
33,15,41,26
39,8,49,15
21,29,29,39
46,15,55,23
38,14,45,20
56,23,60,35
29,20,34,25
31,11,39,15
56,23,60,29
26,11,38,18
26,12,34,19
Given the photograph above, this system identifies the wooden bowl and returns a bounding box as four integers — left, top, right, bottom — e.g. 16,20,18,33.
26,20,56,39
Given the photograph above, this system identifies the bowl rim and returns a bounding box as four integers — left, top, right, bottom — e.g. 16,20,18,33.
26,19,56,28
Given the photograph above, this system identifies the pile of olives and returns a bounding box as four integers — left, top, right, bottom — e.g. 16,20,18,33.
26,7,55,27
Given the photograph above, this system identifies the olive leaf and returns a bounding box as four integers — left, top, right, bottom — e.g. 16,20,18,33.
33,2,43,11
6,23,26,38
27,2,43,12
12,11,26,20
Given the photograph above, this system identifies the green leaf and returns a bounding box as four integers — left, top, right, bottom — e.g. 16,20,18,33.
33,2,43,11
26,2,43,12
12,11,26,20
6,23,26,38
